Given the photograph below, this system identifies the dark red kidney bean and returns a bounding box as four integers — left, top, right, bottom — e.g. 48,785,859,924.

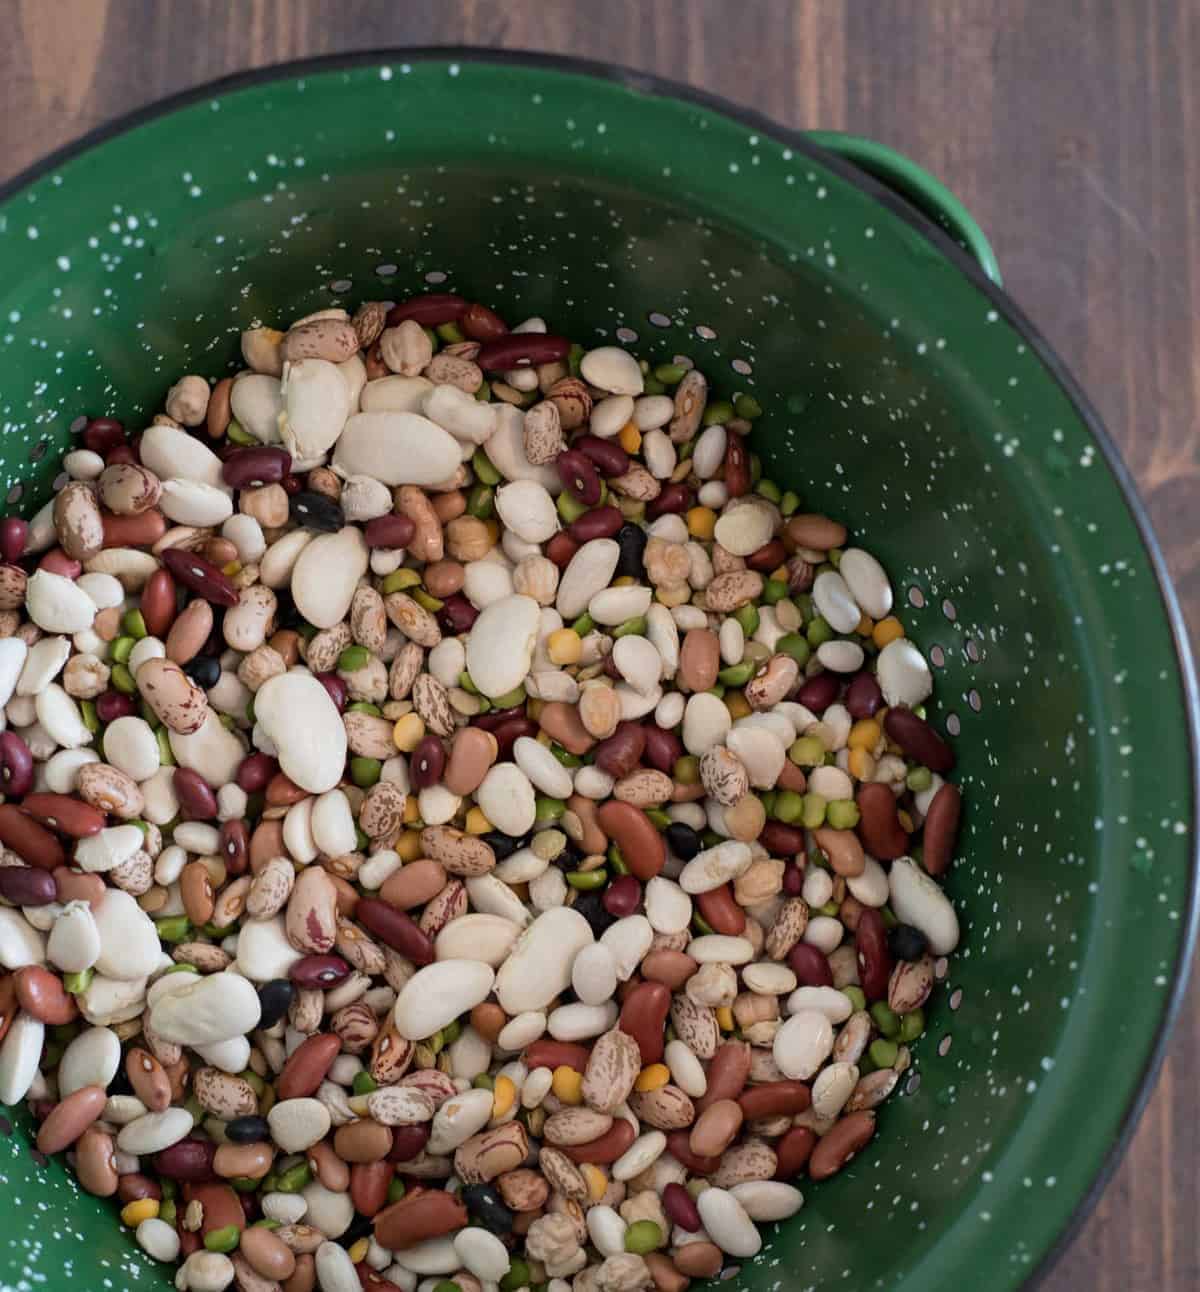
922,783,962,877
884,707,955,774
645,483,690,520
95,691,136,723
845,672,883,719
475,334,570,371
117,1172,162,1203
796,672,840,714
387,1124,431,1163
855,909,893,1002
602,874,641,918
0,865,57,907
556,450,602,506
315,672,348,712
461,302,508,341
489,716,537,760
782,863,804,895
22,793,105,837
695,884,746,936
747,539,786,572
106,444,138,467
221,446,292,489
775,1126,817,1179
0,517,28,563
0,731,34,797
437,593,478,634
724,437,750,497
759,821,806,856
471,705,524,732
83,417,125,455
788,942,834,988
855,782,909,861
173,768,218,820
154,1138,216,1181
220,820,250,877
665,1130,721,1176
39,549,81,579
364,514,416,550
568,505,623,544
355,898,435,965
573,435,630,478
662,1181,702,1232
641,725,682,775
161,548,239,608
594,722,646,778
524,1039,592,1072
410,737,446,789
289,955,352,989
738,1079,812,1119
545,531,579,570
386,293,469,327
141,568,178,639
236,753,277,793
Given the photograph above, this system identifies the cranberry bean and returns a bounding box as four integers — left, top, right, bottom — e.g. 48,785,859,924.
355,898,435,965
695,883,746,936
222,446,292,489
83,417,125,455
796,672,840,713
922,783,963,877
724,437,750,497
808,1110,877,1180
883,706,955,773
561,1117,636,1166
23,792,105,838
545,531,579,569
602,874,641,918
640,949,698,990
475,333,570,371
15,966,78,1025
595,801,665,882
364,514,416,550
386,293,469,327
618,980,671,1065
277,1033,341,1100
161,547,239,607
102,510,166,549
237,752,277,793
174,767,218,820
855,782,909,860
568,505,624,544
641,725,683,775
460,302,508,341
788,943,834,988
289,955,352,989
846,671,884,719
39,549,82,579
574,435,630,478
664,1130,720,1176
662,1181,702,1232
524,1039,591,1073
0,731,34,798
645,483,690,519
387,1124,431,1163
315,672,348,711
410,736,446,790
437,593,478,634
855,908,893,1002
594,722,646,778
775,1126,818,1179
0,517,28,563
154,1137,217,1181
695,1040,751,1113
0,864,56,906
556,450,602,506
747,539,787,572
738,1080,812,1119
759,821,805,856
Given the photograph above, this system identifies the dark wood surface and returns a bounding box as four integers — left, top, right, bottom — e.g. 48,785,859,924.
3,2,1197,1288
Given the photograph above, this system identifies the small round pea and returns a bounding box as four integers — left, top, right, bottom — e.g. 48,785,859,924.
818,900,840,917
567,869,607,891
110,663,137,696
869,1038,899,1069
550,745,582,768
654,362,688,385
204,1224,240,1253
826,799,861,830
780,489,801,516
899,1008,926,1043
806,616,834,647
906,766,933,792
353,1070,378,1096
625,1220,663,1254
718,660,756,687
756,478,781,504
337,645,370,672
870,1001,901,1038
387,1177,407,1204
842,985,867,1012
644,808,672,831
759,789,777,818
350,756,382,789
702,399,734,427
642,375,666,396
773,790,805,824
500,1258,532,1292
674,755,700,785
612,615,647,639
789,735,825,767
762,578,788,605
801,793,828,829
122,608,147,640
734,393,763,420
777,632,811,668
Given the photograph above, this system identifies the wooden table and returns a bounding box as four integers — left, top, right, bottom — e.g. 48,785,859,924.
3,2,1196,1287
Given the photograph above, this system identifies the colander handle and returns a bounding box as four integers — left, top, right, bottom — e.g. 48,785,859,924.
806,131,1002,286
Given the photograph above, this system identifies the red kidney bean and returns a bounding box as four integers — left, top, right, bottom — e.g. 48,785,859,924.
775,1126,817,1179
556,450,602,506
475,334,570,371
0,517,28,563
386,294,468,327
315,672,348,712
788,942,834,988
437,593,478,634
524,1039,591,1072
573,435,630,478
619,980,671,1065
173,767,217,820
759,821,806,856
545,531,579,570
357,1263,404,1292
277,1034,341,1101
140,568,177,638
809,1110,876,1181
289,955,352,989
364,514,416,550
95,691,137,723
221,446,292,489
387,1124,431,1163
922,783,963,877
485,715,537,760
602,874,642,918
796,672,840,713
39,549,81,579
746,539,786,573
154,1138,216,1181
161,548,238,608
695,1041,751,1113
350,1162,394,1221
410,737,446,790
641,725,683,775
884,707,955,774
855,909,893,1002
855,782,908,860
845,672,883,719
724,437,750,497
0,865,57,906
0,805,65,870
83,417,125,455
106,443,138,467
695,884,746,936
738,1080,812,1120
594,722,646,778
236,753,277,793
664,1130,721,1176
220,820,250,877
355,899,434,965
662,1182,701,1232
0,731,34,798
461,302,508,341
568,506,624,544
782,863,804,895
562,1118,636,1166
645,483,690,519
22,792,105,838
471,706,523,733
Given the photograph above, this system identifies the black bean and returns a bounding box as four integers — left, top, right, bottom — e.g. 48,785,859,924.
665,822,702,862
225,1115,271,1144
461,1183,514,1234
888,923,929,962
482,832,530,862
571,888,618,938
183,654,221,690
289,491,344,533
614,523,647,580
257,978,295,1029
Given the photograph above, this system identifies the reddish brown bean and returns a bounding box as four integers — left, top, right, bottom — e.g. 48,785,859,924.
117,1172,162,1203
645,482,690,519
461,302,508,341
475,334,570,371
796,671,840,714
678,629,720,694
524,1040,591,1073
236,753,276,793
846,671,884,718
380,859,446,910
561,1118,636,1165
855,909,893,1003
125,1047,172,1113
160,547,239,607
355,899,435,965
574,435,630,478
596,800,665,882
695,1041,751,1113
664,1130,721,1176
0,517,27,563
36,1084,106,1154
101,510,167,549
140,568,177,638
154,1137,217,1181
738,1080,812,1120
187,1181,246,1238
53,867,104,908
758,820,805,857
21,793,105,838
387,1125,431,1164
787,943,834,988
775,1126,818,1179
0,864,56,907
746,539,786,572
689,1099,743,1158
545,530,579,570
373,1188,469,1250
365,514,417,550
618,981,671,1066
723,436,751,498
641,725,683,775
277,1034,341,1100
386,294,468,327
695,883,746,936
883,706,955,774
922,783,962,877
410,736,446,790
0,975,15,1047
672,1243,723,1280
15,965,78,1025
594,722,646,778
38,549,81,579
350,1160,395,1218
643,1252,689,1292
855,782,909,860
808,1110,877,1180
222,446,292,488
567,505,624,544
639,949,698,990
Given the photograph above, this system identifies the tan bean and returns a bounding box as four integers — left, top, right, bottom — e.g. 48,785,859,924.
808,1109,876,1179
538,702,595,756
380,858,446,910
283,1253,316,1292
678,628,719,693
564,794,608,856
164,598,214,665
36,1085,106,1154
74,1126,119,1196
333,1118,393,1163
811,826,866,878
784,513,847,550
672,1241,723,1278
213,1141,275,1180
180,860,216,925
240,1224,297,1281
443,727,498,797
394,486,443,562
306,1138,350,1191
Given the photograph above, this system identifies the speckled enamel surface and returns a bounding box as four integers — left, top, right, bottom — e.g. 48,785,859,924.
0,53,1194,1292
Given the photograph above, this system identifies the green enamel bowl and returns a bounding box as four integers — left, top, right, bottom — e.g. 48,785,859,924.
0,49,1194,1292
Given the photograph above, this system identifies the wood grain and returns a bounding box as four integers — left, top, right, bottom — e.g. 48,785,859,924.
2,2,1197,1288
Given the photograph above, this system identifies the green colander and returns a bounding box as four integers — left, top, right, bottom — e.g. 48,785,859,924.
0,49,1194,1292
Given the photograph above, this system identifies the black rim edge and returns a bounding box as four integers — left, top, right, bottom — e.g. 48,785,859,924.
2,44,1197,1292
